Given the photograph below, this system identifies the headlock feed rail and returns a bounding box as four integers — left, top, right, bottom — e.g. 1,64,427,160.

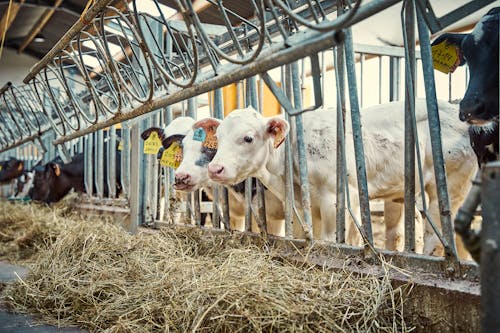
0,0,498,329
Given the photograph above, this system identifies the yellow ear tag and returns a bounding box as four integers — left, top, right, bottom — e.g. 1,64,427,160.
117,140,124,151
17,162,23,171
202,127,218,149
0,165,2,171
160,142,183,169
431,41,461,74
143,131,163,155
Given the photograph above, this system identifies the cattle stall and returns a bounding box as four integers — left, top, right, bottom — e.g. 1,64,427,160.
0,0,498,331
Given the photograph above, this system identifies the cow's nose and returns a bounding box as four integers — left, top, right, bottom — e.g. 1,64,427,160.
208,164,224,176
459,111,472,122
175,172,191,185
460,99,484,122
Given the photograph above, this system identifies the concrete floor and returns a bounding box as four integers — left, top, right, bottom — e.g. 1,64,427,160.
0,262,86,333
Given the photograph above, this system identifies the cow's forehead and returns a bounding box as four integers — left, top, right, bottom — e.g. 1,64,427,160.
472,8,499,44
219,108,263,135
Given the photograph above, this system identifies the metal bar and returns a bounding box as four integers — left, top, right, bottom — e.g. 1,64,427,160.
0,133,40,154
403,0,416,252
23,0,114,83
128,122,141,233
345,28,373,247
108,125,117,198
188,97,201,226
96,130,104,198
334,44,346,244
51,0,403,145
84,134,93,195
480,161,500,331
283,65,294,238
291,61,313,240
416,5,457,261
213,88,229,230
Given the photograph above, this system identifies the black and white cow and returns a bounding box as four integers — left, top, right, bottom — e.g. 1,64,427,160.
432,7,499,166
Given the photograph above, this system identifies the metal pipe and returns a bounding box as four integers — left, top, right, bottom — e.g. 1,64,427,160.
480,161,500,331
96,130,104,198
283,65,295,238
23,0,114,84
403,0,416,252
345,27,373,247
51,0,403,145
291,61,313,239
416,5,457,261
334,44,346,244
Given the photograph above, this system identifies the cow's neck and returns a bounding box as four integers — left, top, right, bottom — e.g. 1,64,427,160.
256,142,286,202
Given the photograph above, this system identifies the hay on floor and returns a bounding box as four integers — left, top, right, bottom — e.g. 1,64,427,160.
1,201,413,332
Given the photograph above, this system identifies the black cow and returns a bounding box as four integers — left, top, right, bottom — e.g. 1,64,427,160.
30,154,85,203
30,150,122,203
432,7,499,166
0,158,24,183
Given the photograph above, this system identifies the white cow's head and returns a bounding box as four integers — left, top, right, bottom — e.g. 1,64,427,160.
205,107,289,185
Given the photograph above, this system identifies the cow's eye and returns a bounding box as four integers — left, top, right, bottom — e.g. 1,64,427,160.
243,136,253,143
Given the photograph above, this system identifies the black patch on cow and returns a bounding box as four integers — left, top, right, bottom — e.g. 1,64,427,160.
195,147,217,167
469,123,500,167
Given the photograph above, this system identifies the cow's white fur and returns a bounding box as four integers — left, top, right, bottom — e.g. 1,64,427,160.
163,117,285,235
208,99,477,257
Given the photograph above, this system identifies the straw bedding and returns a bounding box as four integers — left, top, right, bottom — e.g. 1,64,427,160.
0,200,414,332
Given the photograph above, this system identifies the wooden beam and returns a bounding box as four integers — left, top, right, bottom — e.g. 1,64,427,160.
0,0,26,41
18,0,64,53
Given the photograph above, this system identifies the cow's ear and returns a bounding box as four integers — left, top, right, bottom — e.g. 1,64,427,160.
265,117,290,149
193,118,220,134
50,163,61,177
163,134,185,149
141,127,165,141
431,33,466,66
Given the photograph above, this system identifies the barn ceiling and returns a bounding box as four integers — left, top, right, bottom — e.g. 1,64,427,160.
0,0,498,63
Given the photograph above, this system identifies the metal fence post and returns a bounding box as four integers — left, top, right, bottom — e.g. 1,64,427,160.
480,161,500,331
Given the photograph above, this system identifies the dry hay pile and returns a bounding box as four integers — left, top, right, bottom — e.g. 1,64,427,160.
2,211,414,333
0,200,72,263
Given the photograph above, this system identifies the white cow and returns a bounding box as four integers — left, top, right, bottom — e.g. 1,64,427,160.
204,99,477,257
143,117,285,236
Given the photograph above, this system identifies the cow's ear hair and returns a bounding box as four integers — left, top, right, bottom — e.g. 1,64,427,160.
265,117,290,149
431,33,466,66
193,118,220,134
141,127,165,141
49,163,61,177
163,134,185,149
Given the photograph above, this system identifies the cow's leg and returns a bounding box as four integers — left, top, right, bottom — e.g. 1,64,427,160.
344,188,362,246
319,192,336,241
446,163,477,260
384,200,404,251
423,185,444,256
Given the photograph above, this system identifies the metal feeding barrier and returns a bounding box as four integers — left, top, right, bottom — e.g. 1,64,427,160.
0,0,498,318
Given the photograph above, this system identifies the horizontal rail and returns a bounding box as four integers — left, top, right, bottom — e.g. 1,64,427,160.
23,0,114,84
52,0,402,144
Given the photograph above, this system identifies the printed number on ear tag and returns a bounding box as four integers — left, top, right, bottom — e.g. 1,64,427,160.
144,131,163,155
160,142,183,169
202,126,218,149
431,41,461,74
193,128,206,142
